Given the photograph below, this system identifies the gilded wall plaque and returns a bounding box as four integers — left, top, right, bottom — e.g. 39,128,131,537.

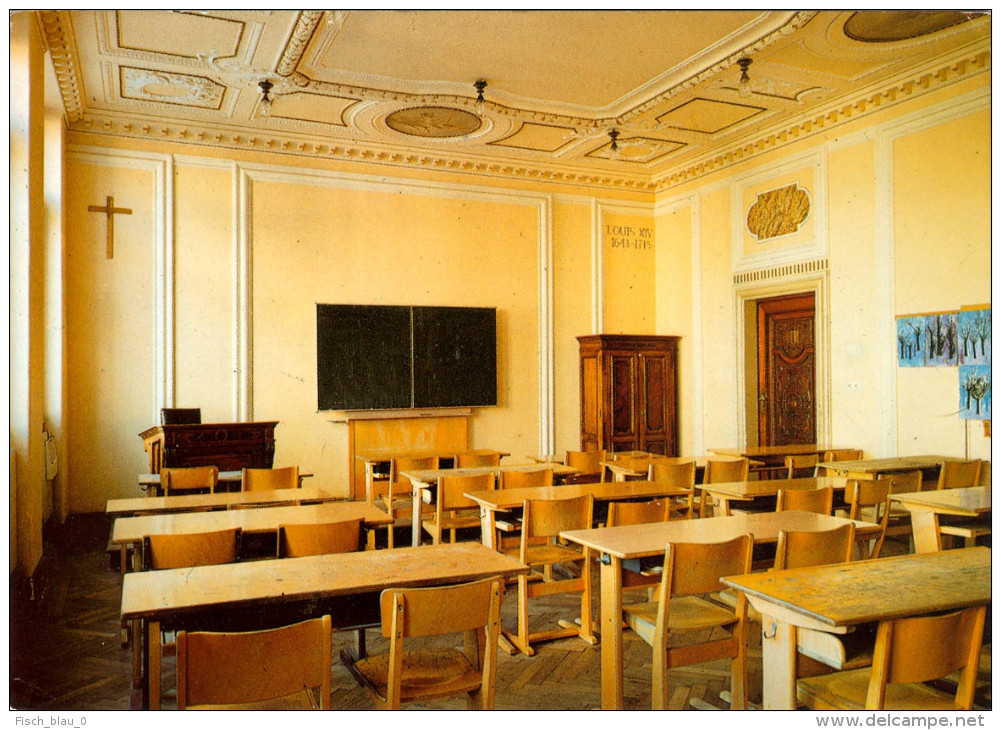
746,184,811,241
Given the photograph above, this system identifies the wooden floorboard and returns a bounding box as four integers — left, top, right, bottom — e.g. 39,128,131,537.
9,513,983,712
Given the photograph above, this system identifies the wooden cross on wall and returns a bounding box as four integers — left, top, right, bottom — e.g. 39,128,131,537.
87,195,132,259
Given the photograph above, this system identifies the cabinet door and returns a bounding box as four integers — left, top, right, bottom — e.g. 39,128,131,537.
606,353,638,451
638,351,675,455
579,352,601,452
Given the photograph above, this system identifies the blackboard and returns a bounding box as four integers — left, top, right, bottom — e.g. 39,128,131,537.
317,304,497,410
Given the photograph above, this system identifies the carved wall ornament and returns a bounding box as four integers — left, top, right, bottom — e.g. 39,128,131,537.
121,67,225,108
746,183,811,240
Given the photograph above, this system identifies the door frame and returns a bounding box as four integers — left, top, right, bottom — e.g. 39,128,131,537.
734,270,831,448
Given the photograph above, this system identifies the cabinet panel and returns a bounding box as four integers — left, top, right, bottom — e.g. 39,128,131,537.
577,335,679,456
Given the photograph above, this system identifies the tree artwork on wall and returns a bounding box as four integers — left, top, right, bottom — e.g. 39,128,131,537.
897,306,991,421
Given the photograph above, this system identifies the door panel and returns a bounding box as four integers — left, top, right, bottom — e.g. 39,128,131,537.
608,354,637,447
757,294,816,446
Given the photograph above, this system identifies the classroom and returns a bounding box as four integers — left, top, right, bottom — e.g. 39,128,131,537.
9,10,992,712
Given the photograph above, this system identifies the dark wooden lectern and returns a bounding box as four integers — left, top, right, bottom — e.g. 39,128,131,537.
139,421,278,474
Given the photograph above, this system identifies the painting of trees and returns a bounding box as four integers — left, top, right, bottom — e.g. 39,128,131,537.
924,313,958,366
959,364,991,420
895,316,925,366
958,307,991,365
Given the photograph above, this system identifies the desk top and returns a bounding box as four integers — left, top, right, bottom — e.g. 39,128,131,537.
602,454,762,478
722,547,991,629
120,541,529,620
402,462,578,486
355,449,509,464
528,451,650,464
819,455,952,474
710,444,831,459
560,511,880,560
464,480,693,511
107,488,338,515
138,470,314,486
112,501,392,545
700,476,849,500
893,486,991,516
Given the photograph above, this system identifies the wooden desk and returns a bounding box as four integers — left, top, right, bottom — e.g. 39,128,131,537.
354,449,510,502
464,480,694,550
110,487,335,516
137,469,313,496
699,476,850,515
112,501,393,569
818,455,950,483
710,444,835,475
893,486,991,553
140,421,277,473
722,547,991,710
402,463,579,546
601,454,762,482
122,541,529,709
560,511,882,710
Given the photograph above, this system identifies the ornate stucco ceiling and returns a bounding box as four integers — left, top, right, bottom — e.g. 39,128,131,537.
39,9,991,192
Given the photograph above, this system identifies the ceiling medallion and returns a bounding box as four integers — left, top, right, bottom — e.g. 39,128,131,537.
844,11,973,43
385,106,482,138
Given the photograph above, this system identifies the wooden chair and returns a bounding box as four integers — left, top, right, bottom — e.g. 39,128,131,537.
454,449,503,468
498,468,553,489
937,459,983,489
564,449,606,482
606,498,673,526
353,577,504,710
824,449,862,463
622,534,753,710
143,527,241,570
797,605,987,710
774,523,855,571
502,494,595,656
160,407,201,425
785,453,819,478
421,472,494,545
776,486,833,515
883,470,922,544
846,478,892,559
647,458,697,519
241,465,298,491
278,518,363,557
161,466,218,496
381,455,439,548
176,615,332,710
701,458,750,517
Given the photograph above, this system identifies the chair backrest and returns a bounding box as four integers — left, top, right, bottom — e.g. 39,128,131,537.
865,605,986,710
176,615,332,710
785,453,820,478
606,499,673,527
161,407,202,425
887,469,923,494
773,523,855,571
775,486,833,515
454,450,502,468
437,471,495,511
521,494,594,546
144,527,241,570
647,459,696,487
847,478,892,521
564,450,606,473
278,518,363,557
937,460,982,489
389,455,439,484
498,468,553,489
824,449,862,463
662,534,753,597
162,466,219,495
704,458,750,484
242,465,299,492
379,576,503,639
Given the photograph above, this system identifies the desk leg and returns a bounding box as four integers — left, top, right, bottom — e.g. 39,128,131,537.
411,486,421,547
577,548,598,644
760,615,797,711
908,507,943,553
479,507,496,550
599,557,624,710
143,619,162,710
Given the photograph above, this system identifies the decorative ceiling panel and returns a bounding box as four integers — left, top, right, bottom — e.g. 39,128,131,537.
37,9,991,192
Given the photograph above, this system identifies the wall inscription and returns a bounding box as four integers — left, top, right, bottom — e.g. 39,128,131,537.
606,224,652,252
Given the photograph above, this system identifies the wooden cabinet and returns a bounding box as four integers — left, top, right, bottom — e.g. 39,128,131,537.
578,335,679,456
139,421,278,473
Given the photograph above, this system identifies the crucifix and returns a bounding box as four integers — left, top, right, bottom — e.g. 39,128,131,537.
87,195,132,259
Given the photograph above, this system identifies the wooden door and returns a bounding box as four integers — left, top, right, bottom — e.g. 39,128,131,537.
757,293,816,446
607,352,638,452
638,350,675,455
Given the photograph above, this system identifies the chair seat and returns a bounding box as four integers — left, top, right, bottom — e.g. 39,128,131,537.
504,542,582,567
796,623,876,670
421,512,481,534
192,689,321,711
354,647,482,702
624,595,740,639
797,666,968,711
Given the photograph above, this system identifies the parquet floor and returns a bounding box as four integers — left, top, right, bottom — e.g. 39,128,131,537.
10,513,969,714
